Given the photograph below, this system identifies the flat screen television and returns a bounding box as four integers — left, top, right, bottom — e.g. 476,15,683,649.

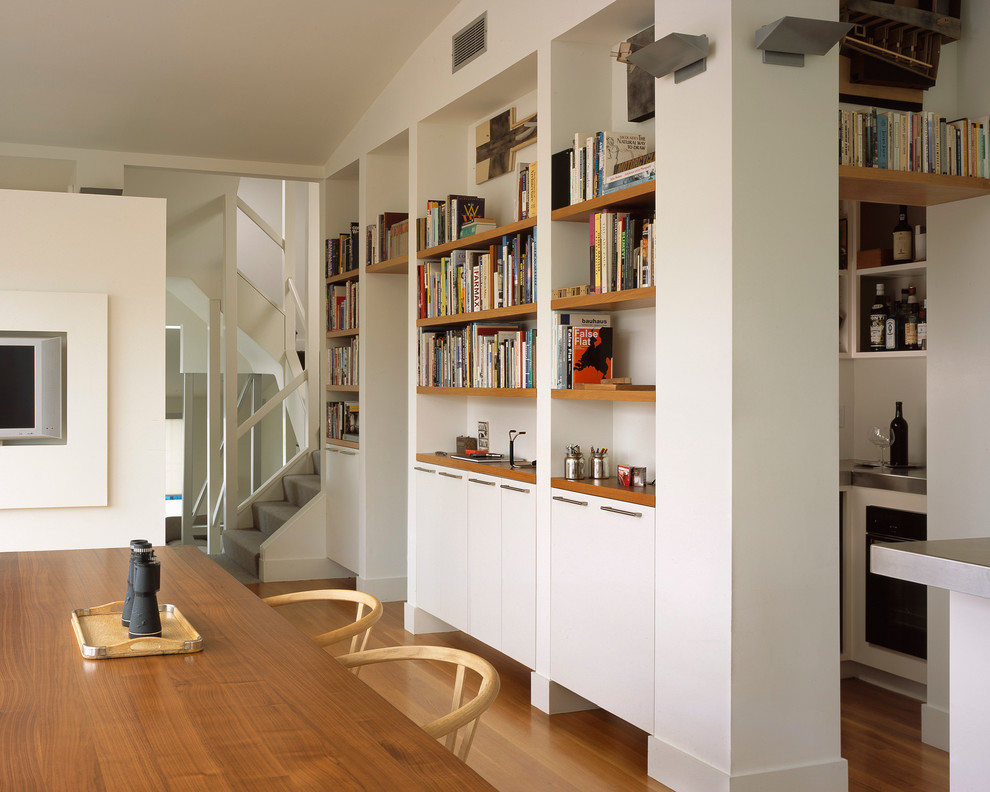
0,335,63,440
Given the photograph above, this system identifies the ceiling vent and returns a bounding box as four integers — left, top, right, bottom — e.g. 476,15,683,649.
452,13,487,73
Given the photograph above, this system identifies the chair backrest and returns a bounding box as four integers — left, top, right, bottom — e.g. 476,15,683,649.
336,644,500,761
262,589,383,653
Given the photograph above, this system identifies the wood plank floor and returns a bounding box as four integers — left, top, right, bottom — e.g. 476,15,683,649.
247,577,948,792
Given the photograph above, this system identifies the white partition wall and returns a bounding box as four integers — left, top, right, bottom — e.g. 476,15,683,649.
0,189,166,550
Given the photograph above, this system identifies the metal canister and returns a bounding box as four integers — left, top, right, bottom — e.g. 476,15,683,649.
564,452,585,480
591,452,608,480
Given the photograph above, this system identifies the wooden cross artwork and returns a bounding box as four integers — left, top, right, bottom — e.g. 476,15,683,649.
475,107,537,184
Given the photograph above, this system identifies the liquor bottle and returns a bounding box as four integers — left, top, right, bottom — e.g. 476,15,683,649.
918,298,927,350
884,294,900,351
869,283,887,351
889,401,909,467
904,285,919,349
892,205,913,262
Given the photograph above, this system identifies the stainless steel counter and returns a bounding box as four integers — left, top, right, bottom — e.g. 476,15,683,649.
840,459,926,495
872,538,990,599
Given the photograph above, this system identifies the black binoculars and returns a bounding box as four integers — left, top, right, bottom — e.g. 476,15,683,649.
122,539,162,639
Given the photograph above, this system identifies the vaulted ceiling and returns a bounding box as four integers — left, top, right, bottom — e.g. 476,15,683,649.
1,0,459,166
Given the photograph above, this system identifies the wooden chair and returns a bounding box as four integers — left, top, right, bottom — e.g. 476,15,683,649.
262,589,383,653
337,645,500,761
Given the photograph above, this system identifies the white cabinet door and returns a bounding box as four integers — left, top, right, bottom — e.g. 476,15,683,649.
325,447,361,574
550,489,655,732
414,465,468,631
500,480,536,668
467,473,501,649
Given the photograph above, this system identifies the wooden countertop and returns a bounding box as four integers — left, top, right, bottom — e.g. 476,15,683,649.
0,545,497,791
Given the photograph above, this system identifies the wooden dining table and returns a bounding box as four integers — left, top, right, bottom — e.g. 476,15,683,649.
0,545,498,791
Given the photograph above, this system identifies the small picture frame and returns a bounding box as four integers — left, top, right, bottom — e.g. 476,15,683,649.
631,467,647,487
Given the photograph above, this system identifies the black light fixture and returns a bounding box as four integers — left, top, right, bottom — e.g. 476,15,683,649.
624,32,709,83
755,16,853,67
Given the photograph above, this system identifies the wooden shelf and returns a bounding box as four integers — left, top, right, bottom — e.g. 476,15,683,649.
550,181,655,223
415,453,537,484
417,386,536,398
551,476,655,507
417,217,537,260
417,302,537,328
839,166,990,206
327,327,359,339
326,269,361,284
551,286,655,312
326,384,359,393
326,439,359,450
366,254,408,275
552,387,655,403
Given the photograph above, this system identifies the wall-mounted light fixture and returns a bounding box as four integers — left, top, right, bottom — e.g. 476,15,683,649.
755,16,853,67
625,32,709,83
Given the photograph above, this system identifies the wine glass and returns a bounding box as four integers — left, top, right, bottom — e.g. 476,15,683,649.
869,426,894,468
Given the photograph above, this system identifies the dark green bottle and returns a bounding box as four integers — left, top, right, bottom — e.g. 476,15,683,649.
889,402,909,467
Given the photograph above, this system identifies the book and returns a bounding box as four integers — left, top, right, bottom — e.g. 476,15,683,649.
447,194,486,241
611,151,655,175
571,326,613,385
459,218,497,237
554,312,611,388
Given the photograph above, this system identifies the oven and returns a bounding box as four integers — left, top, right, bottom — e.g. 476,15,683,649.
865,505,927,659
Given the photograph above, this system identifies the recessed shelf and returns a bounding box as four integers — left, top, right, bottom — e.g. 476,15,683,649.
366,254,408,275
552,388,655,403
326,269,361,285
417,386,536,398
551,181,655,223
417,302,537,328
327,328,359,339
326,384,359,393
839,166,990,206
326,439,359,450
551,286,655,312
417,217,537,260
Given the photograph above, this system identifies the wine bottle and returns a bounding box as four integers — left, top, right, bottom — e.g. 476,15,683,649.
892,205,912,262
869,283,887,351
918,298,927,350
904,285,919,350
889,401,909,467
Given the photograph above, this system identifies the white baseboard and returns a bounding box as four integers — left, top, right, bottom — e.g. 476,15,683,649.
530,672,597,715
647,737,849,792
259,555,353,582
357,574,407,603
403,603,457,635
921,703,950,750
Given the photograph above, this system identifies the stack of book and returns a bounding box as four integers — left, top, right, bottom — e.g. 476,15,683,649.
552,312,612,388
327,401,359,442
417,229,536,318
516,161,537,220
568,131,650,204
418,323,537,389
589,210,655,293
327,279,359,332
366,212,409,266
418,194,487,250
840,105,990,177
325,222,360,277
327,336,359,387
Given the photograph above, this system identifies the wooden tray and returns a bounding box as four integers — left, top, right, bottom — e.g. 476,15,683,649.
70,601,203,659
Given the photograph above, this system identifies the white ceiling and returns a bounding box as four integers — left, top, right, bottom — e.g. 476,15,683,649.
0,0,460,167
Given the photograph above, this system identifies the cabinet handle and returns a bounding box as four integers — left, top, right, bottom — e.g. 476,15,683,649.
553,496,588,507
327,448,339,454
439,471,463,480
600,505,642,518
501,485,530,494
468,478,496,486
340,450,357,456
413,466,435,474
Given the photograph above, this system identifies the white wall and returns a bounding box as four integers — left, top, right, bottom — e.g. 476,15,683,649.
0,189,166,550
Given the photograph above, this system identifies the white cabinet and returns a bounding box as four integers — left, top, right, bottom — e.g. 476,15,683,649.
550,488,655,732
413,460,537,667
467,473,501,650
500,480,536,668
325,447,360,572
414,464,468,631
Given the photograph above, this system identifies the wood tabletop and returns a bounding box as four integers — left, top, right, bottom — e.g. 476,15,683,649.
0,545,497,791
